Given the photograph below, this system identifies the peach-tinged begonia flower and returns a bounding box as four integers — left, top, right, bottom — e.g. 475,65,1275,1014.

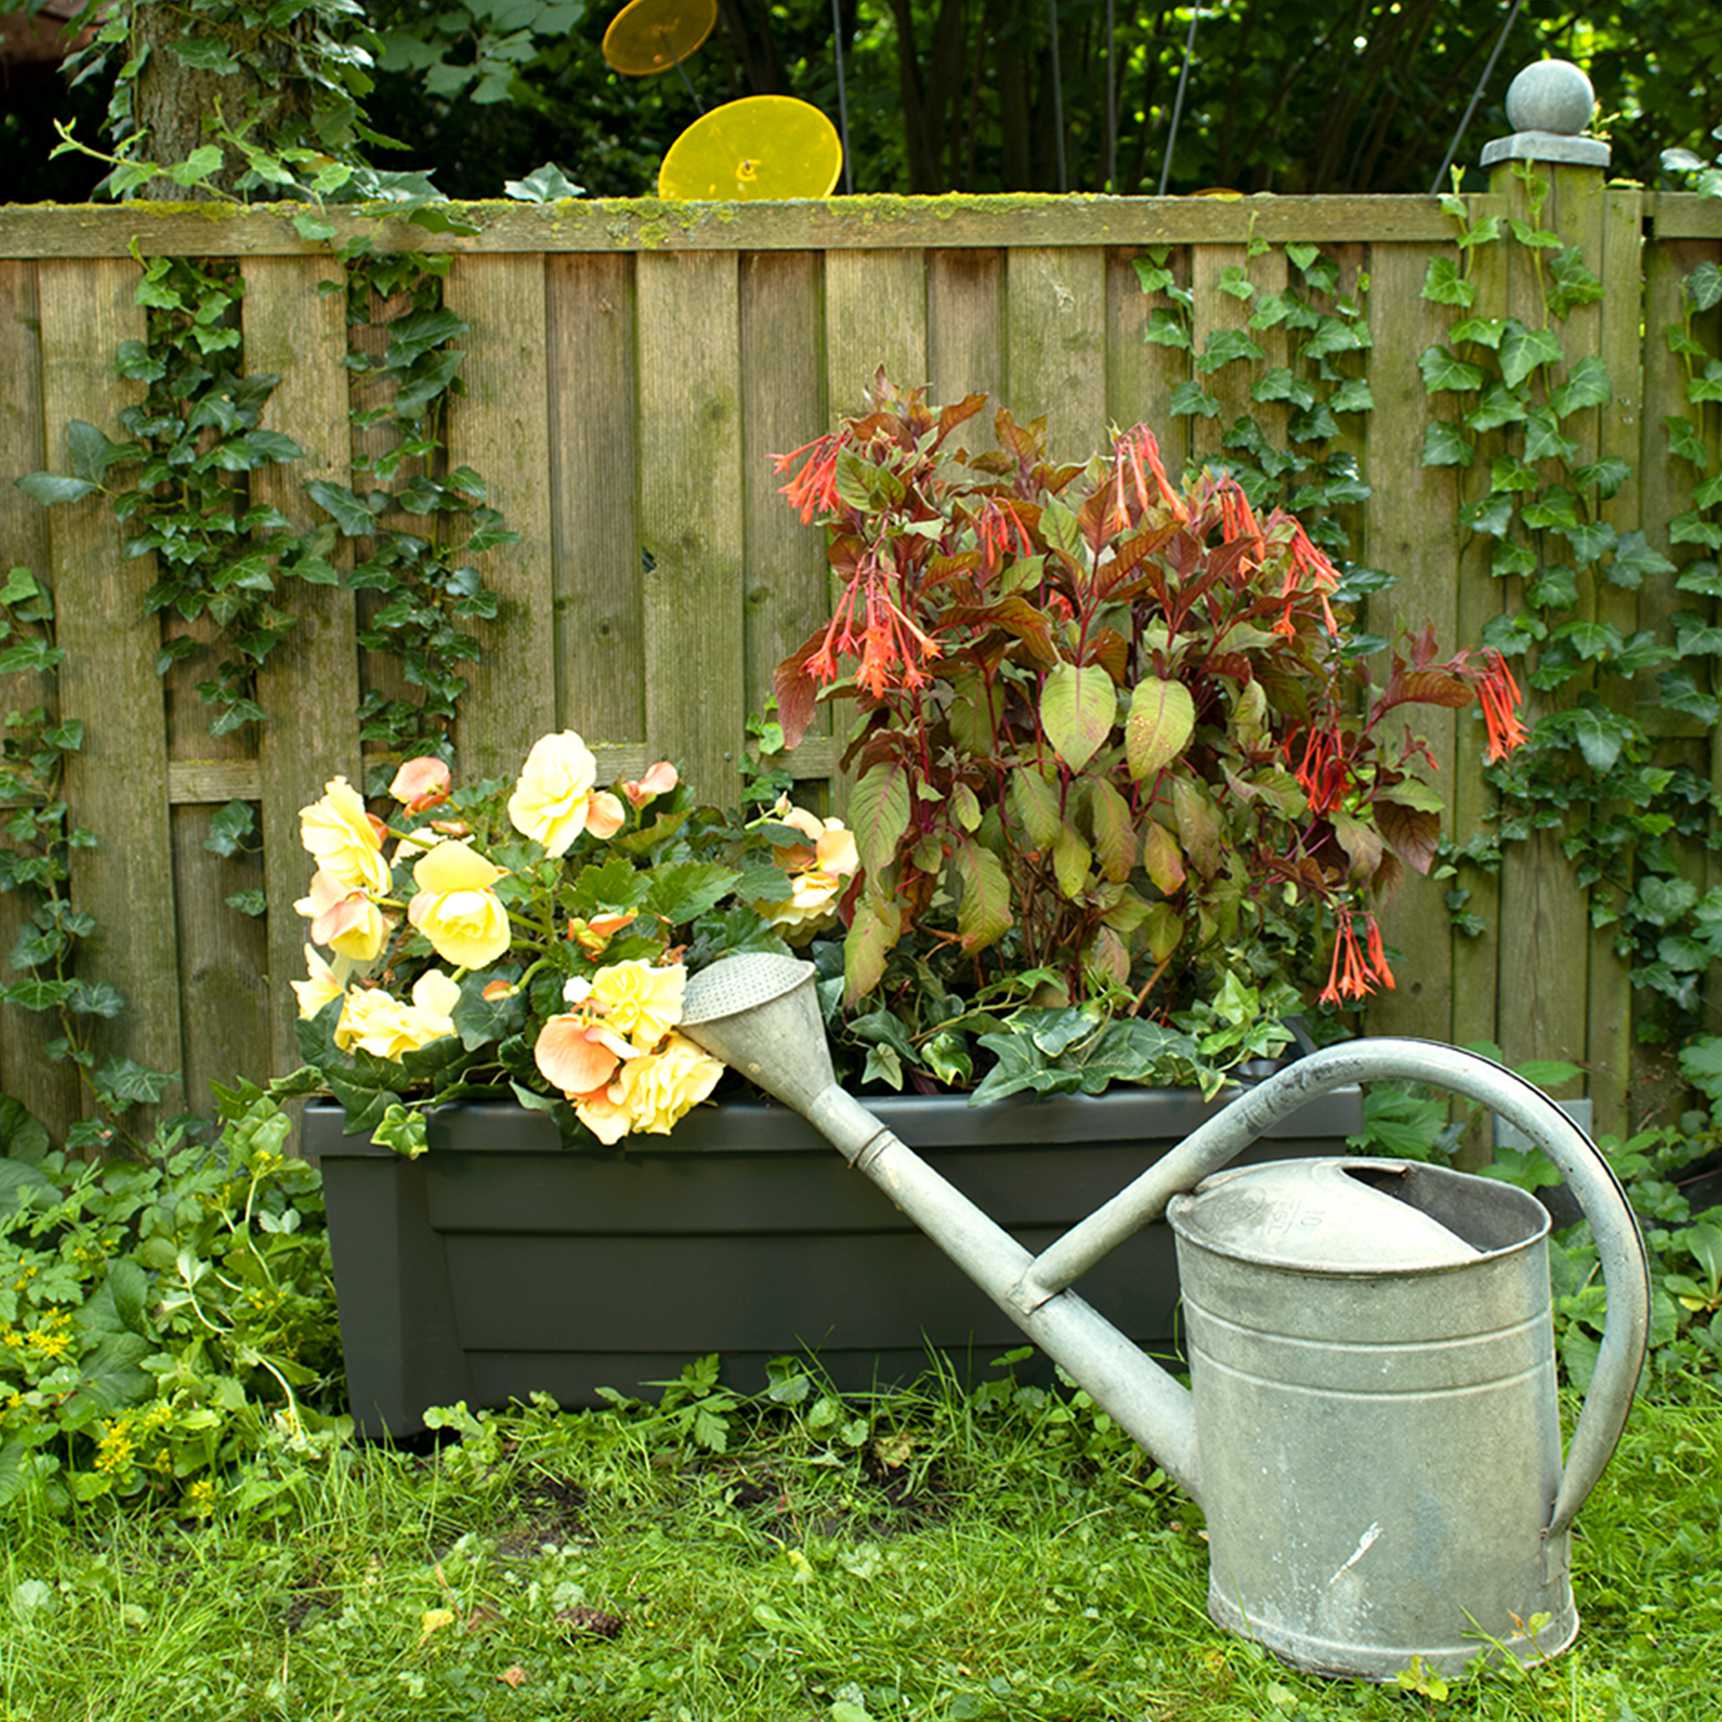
574,1086,632,1146
390,756,452,811
585,791,626,841
755,806,859,938
291,944,351,1020
588,960,686,1048
299,776,391,896
407,840,511,971
507,731,599,857
534,1011,646,1098
567,910,639,960
610,1032,723,1135
482,978,515,1003
296,868,390,962
621,760,678,808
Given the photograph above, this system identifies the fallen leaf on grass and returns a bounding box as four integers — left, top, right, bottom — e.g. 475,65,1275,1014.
419,1607,456,1642
496,1665,527,1688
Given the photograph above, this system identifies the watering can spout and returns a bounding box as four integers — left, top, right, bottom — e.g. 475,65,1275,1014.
680,955,1204,1498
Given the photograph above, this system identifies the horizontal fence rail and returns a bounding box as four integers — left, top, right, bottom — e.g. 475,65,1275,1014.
0,190,1716,1144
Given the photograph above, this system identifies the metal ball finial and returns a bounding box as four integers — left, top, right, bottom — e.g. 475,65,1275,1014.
1504,60,1595,138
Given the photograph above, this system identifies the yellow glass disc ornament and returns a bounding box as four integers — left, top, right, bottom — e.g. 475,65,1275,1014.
602,0,716,77
658,95,843,201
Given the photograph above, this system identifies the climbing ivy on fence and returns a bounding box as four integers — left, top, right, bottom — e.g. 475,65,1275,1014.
1417,163,1722,1049
0,569,177,1148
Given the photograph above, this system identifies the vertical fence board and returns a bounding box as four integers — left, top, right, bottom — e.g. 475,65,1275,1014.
1004,247,1107,458
823,250,928,802
1448,223,1509,1127
1363,243,1459,1042
928,248,1003,407
1106,247,1191,472
248,254,362,1083
1585,188,1646,1137
740,252,827,741
38,258,183,1100
445,254,557,780
1493,172,1588,1095
637,252,747,801
546,254,643,745
0,260,80,1135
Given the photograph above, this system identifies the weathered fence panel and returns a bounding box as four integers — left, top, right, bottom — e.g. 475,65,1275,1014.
0,190,1714,1141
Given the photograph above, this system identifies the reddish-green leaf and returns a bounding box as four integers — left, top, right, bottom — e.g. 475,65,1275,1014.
844,892,902,1004
1087,778,1136,883
1009,769,1061,848
849,761,911,878
772,626,827,750
1377,801,1443,875
1172,778,1222,878
1040,663,1116,773
953,838,1012,951
1141,821,1185,895
1330,811,1383,879
1126,678,1196,780
1052,822,1091,899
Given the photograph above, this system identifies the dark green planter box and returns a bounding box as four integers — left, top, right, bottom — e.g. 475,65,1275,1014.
305,1079,1362,1437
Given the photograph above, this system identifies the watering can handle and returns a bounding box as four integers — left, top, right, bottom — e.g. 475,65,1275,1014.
1016,1037,1649,1540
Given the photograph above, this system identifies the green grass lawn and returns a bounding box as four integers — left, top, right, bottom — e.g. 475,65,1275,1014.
1,1363,1716,1722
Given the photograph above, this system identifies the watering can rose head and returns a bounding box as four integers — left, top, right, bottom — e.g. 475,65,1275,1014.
286,736,848,1153
767,374,1529,1095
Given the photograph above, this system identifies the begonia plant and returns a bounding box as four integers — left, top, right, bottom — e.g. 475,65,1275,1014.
768,374,1526,1100
286,733,856,1151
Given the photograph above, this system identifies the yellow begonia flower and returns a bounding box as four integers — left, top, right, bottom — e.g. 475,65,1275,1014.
407,840,512,970
609,1033,723,1136
507,731,599,858
292,944,352,1020
759,868,846,934
299,776,391,896
574,1087,632,1146
334,987,454,1060
588,960,686,1048
296,869,391,962
409,970,462,1041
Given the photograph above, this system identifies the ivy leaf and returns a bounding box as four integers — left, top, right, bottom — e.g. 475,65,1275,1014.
203,799,256,859
1466,384,1528,433
1521,489,1580,532
1569,457,1630,500
1460,494,1513,538
1552,619,1618,661
1168,380,1220,418
1545,246,1605,318
1418,347,1485,394
1527,566,1578,610
503,162,585,202
1567,708,1624,773
1492,539,1536,577
1550,356,1612,418
951,839,1011,952
1674,558,1722,597
1194,328,1265,375
1559,519,1617,567
1421,420,1473,467
1143,307,1190,349
167,145,224,188
1329,377,1373,414
1489,456,1538,494
1449,316,1506,349
1688,261,1722,314
1040,664,1116,774
15,472,99,507
1420,256,1473,307
306,480,380,537
1498,321,1565,389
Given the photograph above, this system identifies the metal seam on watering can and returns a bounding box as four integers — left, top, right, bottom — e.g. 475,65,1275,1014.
677,954,1652,1684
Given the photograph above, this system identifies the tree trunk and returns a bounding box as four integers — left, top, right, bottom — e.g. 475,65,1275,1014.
132,2,312,198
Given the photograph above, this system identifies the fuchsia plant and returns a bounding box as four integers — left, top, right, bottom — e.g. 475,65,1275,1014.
770,375,1525,1085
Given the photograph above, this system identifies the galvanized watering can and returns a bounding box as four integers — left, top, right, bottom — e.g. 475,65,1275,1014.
680,954,1650,1682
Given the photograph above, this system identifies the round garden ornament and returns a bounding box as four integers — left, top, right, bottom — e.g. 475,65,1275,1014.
601,0,716,76
658,95,843,200
1504,59,1596,136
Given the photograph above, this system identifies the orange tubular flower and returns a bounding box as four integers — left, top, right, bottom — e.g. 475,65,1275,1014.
771,430,849,525
1475,650,1529,762
1319,908,1395,1005
1289,722,1348,816
1218,478,1264,565
803,552,940,699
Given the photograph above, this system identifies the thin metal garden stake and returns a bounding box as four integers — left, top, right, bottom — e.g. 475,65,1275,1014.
1048,0,1067,192
681,953,1650,1683
831,0,853,193
1105,0,1117,191
1430,0,1526,192
1159,5,1201,195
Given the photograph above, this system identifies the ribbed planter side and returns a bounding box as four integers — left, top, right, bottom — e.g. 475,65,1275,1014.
306,1083,1363,1437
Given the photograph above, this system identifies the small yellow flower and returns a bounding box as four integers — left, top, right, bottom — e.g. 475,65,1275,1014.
588,960,686,1049
406,840,511,970
334,987,452,1060
298,776,391,896
507,731,599,857
184,1477,216,1516
291,943,352,1019
407,969,462,1042
609,1033,723,1136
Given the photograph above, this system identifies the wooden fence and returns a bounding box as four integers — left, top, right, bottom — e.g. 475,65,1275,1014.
0,181,1718,1144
